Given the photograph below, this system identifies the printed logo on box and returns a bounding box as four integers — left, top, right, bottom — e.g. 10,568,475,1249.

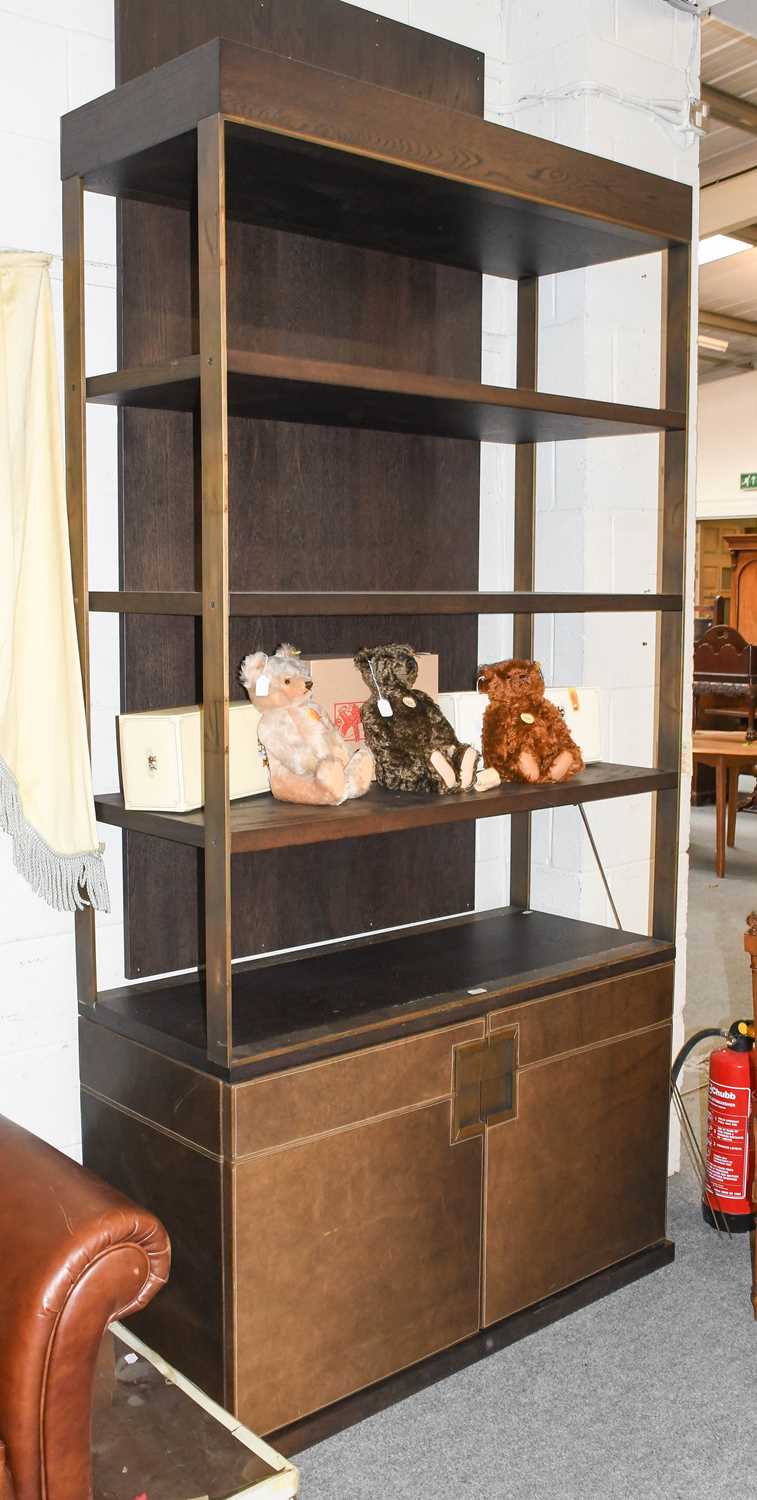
333,701,363,741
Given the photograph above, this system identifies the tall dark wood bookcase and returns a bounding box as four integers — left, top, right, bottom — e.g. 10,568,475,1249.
61,0,691,1448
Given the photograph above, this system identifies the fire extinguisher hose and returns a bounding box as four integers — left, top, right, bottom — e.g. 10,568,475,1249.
670,1028,729,1093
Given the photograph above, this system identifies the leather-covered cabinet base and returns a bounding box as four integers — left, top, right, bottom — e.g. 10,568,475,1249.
79,961,674,1435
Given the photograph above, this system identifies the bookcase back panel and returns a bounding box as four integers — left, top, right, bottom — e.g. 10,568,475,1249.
115,0,484,114
117,0,483,979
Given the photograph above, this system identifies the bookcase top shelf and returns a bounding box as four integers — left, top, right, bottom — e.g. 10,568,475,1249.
94,763,678,855
60,36,692,281
86,351,686,443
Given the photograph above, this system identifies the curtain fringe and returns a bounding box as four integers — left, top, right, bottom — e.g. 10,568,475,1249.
0,756,110,913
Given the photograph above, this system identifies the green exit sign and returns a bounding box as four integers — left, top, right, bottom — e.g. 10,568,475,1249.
741,473,757,490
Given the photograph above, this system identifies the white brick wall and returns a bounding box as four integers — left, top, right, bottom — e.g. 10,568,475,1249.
0,0,697,1164
0,0,115,1158
475,3,697,956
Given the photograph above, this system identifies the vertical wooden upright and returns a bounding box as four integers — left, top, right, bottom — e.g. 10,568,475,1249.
510,276,538,909
652,244,690,944
197,115,232,1068
62,173,97,1007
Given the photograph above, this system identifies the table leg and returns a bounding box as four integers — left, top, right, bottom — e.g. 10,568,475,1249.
715,758,726,878
727,765,739,848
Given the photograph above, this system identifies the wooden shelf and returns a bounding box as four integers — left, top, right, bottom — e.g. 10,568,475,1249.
86,351,685,442
89,590,683,616
94,763,678,855
60,38,691,280
84,906,675,1077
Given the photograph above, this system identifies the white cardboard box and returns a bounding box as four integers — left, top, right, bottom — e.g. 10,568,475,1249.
118,702,269,812
438,687,601,763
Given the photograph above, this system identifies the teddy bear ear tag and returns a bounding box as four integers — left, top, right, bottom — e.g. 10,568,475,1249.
368,657,393,717
256,653,270,697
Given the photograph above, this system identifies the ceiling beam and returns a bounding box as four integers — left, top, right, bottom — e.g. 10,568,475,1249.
698,347,754,368
701,165,757,237
703,83,757,137
700,308,757,337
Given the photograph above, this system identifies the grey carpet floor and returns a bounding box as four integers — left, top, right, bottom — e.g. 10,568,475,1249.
297,805,757,1500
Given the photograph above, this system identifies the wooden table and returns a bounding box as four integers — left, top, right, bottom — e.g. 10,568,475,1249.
692,731,757,877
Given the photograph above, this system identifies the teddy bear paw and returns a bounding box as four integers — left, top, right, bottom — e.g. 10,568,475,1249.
459,745,479,791
346,745,374,797
429,749,458,791
475,767,501,792
316,758,347,803
516,750,541,783
548,749,578,783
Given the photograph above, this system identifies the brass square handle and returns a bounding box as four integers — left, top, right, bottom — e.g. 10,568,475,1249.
451,1027,518,1143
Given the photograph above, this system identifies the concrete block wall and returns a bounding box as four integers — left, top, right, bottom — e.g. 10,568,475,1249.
0,0,697,1161
476,2,698,943
0,0,115,1156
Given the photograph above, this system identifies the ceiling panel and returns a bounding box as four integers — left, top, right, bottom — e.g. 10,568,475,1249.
701,16,757,186
700,244,757,318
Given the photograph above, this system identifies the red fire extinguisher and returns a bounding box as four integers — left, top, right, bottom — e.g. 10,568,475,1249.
703,1023,756,1233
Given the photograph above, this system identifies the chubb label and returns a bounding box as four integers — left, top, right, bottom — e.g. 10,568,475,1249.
711,1084,737,1103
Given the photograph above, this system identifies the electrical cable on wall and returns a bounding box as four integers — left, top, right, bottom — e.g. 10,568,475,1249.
660,0,729,15
490,3,705,148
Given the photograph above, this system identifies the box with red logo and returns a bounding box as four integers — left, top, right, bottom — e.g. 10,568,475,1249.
304,653,439,741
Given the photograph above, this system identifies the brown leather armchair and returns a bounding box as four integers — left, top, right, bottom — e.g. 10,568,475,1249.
0,1112,170,1500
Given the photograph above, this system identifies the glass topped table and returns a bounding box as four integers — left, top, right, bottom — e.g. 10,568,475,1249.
92,1325,299,1500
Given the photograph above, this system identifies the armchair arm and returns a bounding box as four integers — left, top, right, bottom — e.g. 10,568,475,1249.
0,1442,14,1500
0,1112,170,1500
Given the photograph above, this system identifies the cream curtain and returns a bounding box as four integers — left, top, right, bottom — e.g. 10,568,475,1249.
0,251,108,911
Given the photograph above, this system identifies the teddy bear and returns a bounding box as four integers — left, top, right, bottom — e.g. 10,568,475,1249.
353,644,479,794
476,658,584,786
239,644,374,805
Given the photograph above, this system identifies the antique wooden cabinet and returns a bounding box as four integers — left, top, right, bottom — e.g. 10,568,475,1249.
725,534,757,641
61,0,690,1447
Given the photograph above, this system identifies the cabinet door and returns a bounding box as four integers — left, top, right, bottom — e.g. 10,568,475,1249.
483,1023,671,1327
234,1098,483,1433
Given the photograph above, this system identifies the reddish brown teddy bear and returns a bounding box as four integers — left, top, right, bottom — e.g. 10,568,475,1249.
477,659,584,786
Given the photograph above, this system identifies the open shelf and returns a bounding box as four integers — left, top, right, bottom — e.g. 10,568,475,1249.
86,350,686,442
94,763,678,854
82,906,675,1078
89,590,683,616
61,38,691,279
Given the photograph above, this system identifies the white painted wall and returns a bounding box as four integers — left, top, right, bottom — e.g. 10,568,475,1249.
697,369,757,522
468,0,700,1173
0,0,697,1165
0,0,116,1158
